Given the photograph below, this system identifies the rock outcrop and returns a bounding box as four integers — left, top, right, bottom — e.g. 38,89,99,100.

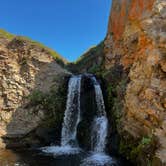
103,0,166,165
67,41,105,74
0,30,70,148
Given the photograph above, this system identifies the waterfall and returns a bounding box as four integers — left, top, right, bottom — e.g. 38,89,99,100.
91,116,108,152
80,76,116,166
41,74,117,165
41,75,82,155
91,77,106,116
61,75,81,146
90,77,108,153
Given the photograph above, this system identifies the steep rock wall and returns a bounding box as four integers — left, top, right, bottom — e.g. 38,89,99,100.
0,32,70,148
67,41,105,74
104,0,166,165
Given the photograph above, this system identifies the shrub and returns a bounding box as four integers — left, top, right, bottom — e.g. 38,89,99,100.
28,90,45,106
119,135,154,163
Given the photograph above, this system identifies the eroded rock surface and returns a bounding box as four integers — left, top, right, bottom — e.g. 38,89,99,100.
104,0,166,165
0,32,70,148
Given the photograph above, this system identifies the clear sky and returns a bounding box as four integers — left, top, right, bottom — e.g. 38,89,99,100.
0,0,112,61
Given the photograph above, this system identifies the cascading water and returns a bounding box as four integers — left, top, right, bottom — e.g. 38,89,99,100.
91,77,108,153
91,116,108,152
61,75,81,146
41,74,117,165
81,76,117,166
41,75,82,155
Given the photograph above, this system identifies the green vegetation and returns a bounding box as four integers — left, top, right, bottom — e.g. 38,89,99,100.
0,29,14,39
107,83,116,109
19,57,28,65
110,32,114,36
75,45,97,63
88,63,102,74
75,41,104,64
106,82,123,128
28,78,67,127
28,90,45,106
106,69,128,126
103,65,157,165
141,137,153,145
119,135,155,165
67,41,104,73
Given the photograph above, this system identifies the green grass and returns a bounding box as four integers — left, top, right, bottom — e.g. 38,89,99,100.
0,29,15,39
0,29,67,65
15,36,67,64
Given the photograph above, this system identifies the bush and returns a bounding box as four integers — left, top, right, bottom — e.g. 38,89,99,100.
119,135,154,164
28,90,45,106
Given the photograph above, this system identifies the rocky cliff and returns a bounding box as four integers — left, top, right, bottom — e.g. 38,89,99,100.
67,41,105,74
72,0,165,165
0,30,70,148
103,0,166,165
0,1,165,165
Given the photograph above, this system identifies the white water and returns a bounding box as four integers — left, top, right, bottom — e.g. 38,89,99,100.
41,75,117,165
41,145,81,156
80,153,117,166
61,75,81,146
91,77,108,152
91,77,106,116
41,75,82,156
91,116,108,152
81,76,116,166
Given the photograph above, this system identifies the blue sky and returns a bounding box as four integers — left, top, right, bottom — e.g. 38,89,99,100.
0,0,112,61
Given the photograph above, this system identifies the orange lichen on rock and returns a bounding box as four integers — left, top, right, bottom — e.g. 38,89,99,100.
121,33,154,68
129,0,155,20
108,0,155,41
108,0,129,41
104,0,166,165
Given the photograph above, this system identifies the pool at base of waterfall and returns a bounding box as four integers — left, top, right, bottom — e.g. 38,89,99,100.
0,148,131,166
0,75,132,166
80,152,117,166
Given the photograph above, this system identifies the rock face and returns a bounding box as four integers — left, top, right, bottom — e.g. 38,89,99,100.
104,0,166,165
67,41,105,74
0,30,70,148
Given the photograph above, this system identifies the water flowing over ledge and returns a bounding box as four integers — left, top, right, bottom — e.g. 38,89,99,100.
41,75,82,156
81,76,115,166
41,74,118,165
61,75,82,147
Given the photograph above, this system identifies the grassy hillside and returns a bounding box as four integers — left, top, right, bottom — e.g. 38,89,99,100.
0,29,15,39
